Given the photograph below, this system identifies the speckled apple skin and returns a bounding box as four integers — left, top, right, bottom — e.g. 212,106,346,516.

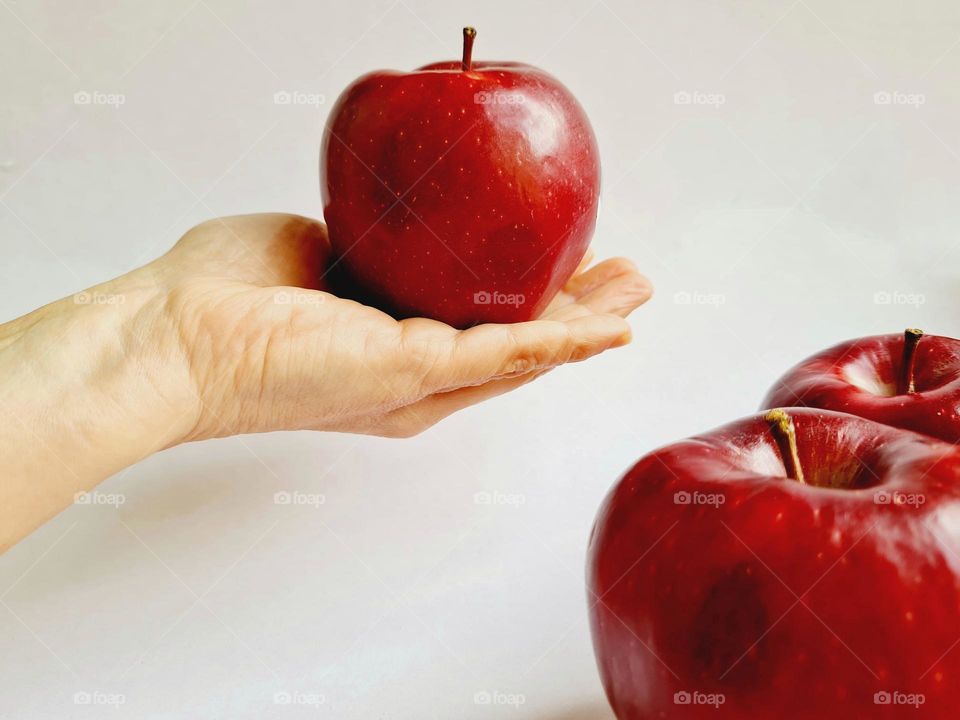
762,333,960,443
588,409,960,718
321,60,600,328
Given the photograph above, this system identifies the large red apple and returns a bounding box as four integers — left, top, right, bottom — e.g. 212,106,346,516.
588,408,960,718
763,329,960,443
321,27,600,328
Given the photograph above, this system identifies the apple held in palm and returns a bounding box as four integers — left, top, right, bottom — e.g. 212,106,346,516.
321,28,601,328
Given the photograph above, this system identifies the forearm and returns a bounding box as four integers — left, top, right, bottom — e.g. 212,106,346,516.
0,267,197,551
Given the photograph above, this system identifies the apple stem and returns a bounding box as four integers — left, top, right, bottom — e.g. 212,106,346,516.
765,409,806,484
898,328,924,394
461,26,477,71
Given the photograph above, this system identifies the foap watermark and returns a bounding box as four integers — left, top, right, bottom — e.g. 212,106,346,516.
273,90,326,108
273,691,326,708
874,91,925,108
473,490,526,507
474,91,525,106
874,690,925,708
874,490,925,508
873,291,925,308
674,490,725,508
73,691,126,708
474,290,525,308
474,690,526,708
74,291,126,306
273,290,325,306
673,291,726,308
674,690,725,708
274,491,325,508
74,491,126,508
74,91,125,108
674,91,726,108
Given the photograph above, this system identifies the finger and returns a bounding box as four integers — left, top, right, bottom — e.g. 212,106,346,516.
542,248,596,315
543,257,650,318
542,287,575,316
574,247,595,275
420,313,632,394
545,265,653,321
564,257,643,298
377,368,553,437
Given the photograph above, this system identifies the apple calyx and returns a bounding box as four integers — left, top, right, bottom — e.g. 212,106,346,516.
765,409,806,484
898,327,924,395
461,27,477,71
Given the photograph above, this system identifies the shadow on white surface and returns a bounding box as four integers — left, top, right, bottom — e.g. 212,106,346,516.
536,699,615,720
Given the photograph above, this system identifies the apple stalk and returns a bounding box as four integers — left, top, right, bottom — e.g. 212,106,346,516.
898,327,924,395
461,27,477,71
766,409,806,484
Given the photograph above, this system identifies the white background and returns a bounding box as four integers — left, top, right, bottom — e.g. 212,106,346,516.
2,0,958,717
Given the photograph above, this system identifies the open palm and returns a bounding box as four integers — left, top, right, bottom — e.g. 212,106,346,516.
153,213,652,441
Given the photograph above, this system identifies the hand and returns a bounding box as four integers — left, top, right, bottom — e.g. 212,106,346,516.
0,213,650,550
158,213,652,440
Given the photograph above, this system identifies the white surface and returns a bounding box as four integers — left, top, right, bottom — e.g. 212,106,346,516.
2,1,959,717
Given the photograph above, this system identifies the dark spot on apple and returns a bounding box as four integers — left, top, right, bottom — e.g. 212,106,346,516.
689,562,772,689
381,200,414,233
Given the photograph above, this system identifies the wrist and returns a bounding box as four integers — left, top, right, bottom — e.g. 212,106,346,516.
0,265,200,480
0,262,204,551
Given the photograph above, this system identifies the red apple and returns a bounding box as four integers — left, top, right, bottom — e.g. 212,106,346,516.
588,407,960,718
763,329,960,443
321,27,600,328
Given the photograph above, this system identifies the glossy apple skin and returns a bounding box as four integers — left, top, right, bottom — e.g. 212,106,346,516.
321,60,600,328
763,333,960,443
588,409,960,718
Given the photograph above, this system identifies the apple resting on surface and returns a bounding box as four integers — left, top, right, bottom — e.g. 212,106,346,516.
763,329,960,443
588,408,960,718
321,27,600,328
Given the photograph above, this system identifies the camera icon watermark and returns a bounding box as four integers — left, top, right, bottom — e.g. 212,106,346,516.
273,90,326,107
273,690,326,707
74,491,126,508
674,90,726,108
473,490,526,507
872,290,925,308
274,491,326,508
873,490,925,508
473,290,525,308
673,490,725,508
673,690,725,708
73,691,126,707
874,690,925,707
473,690,526,707
273,290,325,306
673,291,726,307
873,91,925,108
73,291,126,306
74,91,125,108
473,91,525,106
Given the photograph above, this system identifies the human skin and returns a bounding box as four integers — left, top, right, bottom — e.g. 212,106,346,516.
0,213,651,552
